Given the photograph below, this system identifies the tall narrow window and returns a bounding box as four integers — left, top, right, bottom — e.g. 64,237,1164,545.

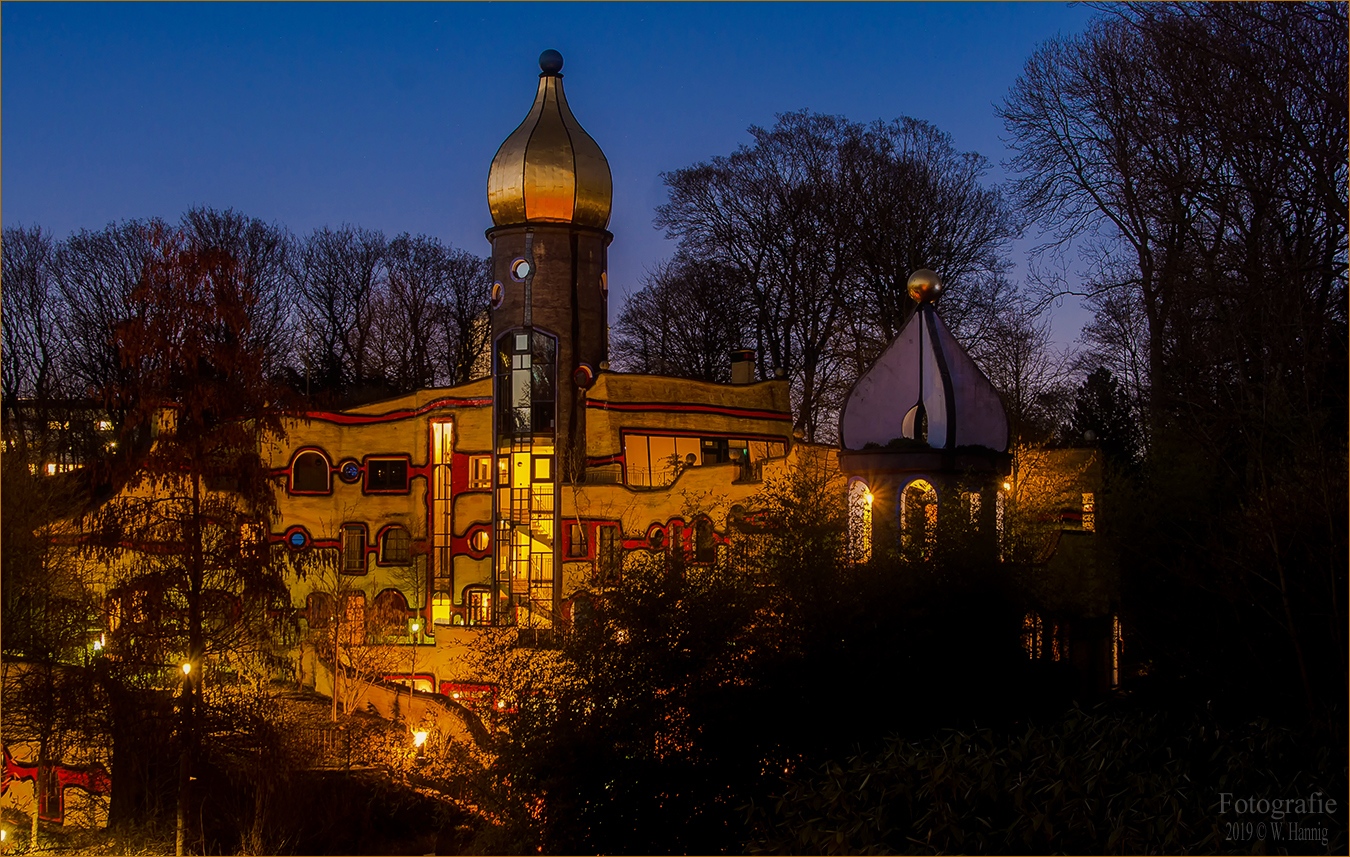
431,421,454,595
568,522,588,558
901,479,937,558
596,525,622,584
1082,492,1096,532
342,525,366,574
847,480,873,564
466,587,492,626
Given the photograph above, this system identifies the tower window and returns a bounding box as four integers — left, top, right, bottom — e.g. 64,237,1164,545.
848,479,873,564
901,479,937,558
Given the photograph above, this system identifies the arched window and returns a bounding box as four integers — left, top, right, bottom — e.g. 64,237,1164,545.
901,479,938,557
291,450,331,493
372,589,410,640
847,479,873,564
431,592,454,626
381,526,412,565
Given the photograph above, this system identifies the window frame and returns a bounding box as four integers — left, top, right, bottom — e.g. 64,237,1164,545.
364,455,411,494
379,525,412,566
341,524,368,574
289,449,332,495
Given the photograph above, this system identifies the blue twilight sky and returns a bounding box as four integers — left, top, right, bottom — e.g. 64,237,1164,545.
2,2,1096,339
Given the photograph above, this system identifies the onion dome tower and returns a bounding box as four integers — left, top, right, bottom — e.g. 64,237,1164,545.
838,270,1010,562
485,50,612,633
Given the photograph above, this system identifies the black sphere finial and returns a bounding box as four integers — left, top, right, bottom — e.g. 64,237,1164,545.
539,49,564,75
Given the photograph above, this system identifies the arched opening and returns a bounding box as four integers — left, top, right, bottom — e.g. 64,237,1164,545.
372,589,410,641
291,450,331,493
381,526,412,565
847,479,873,564
306,592,336,629
901,479,938,558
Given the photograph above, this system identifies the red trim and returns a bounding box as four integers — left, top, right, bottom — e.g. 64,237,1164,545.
304,396,490,425
287,447,333,495
585,452,625,467
587,399,792,421
2,745,112,824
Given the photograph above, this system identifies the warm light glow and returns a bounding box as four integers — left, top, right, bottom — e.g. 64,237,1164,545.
412,730,429,748
92,637,103,652
182,662,192,675
496,700,507,710
410,621,420,634
452,692,461,699
863,490,874,506
1002,480,1012,492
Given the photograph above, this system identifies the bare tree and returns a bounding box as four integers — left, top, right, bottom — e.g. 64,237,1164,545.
656,110,1018,441
292,226,387,401
611,254,747,382
382,233,491,390
1001,1,1348,715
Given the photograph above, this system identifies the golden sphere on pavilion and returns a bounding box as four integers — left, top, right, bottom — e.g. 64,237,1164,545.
486,51,613,230
907,269,944,303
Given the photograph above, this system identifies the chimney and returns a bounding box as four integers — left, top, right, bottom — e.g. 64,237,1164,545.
730,349,756,385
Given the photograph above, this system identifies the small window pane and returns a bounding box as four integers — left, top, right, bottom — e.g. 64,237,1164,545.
343,526,366,574
383,527,411,565
367,459,408,492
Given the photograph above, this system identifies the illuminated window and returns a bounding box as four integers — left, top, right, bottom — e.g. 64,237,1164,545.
366,458,409,492
382,527,411,565
901,479,937,557
432,592,453,626
963,491,981,529
342,525,366,574
470,456,492,489
291,451,330,493
848,479,873,564
466,587,492,626
1082,492,1095,532
497,330,556,436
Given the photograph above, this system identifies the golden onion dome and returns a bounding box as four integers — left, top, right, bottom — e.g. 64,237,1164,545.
487,50,613,230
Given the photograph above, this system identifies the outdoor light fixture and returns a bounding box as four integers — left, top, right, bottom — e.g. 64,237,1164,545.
412,730,429,748
182,662,192,676
864,490,874,506
410,621,420,634
1002,481,1012,492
